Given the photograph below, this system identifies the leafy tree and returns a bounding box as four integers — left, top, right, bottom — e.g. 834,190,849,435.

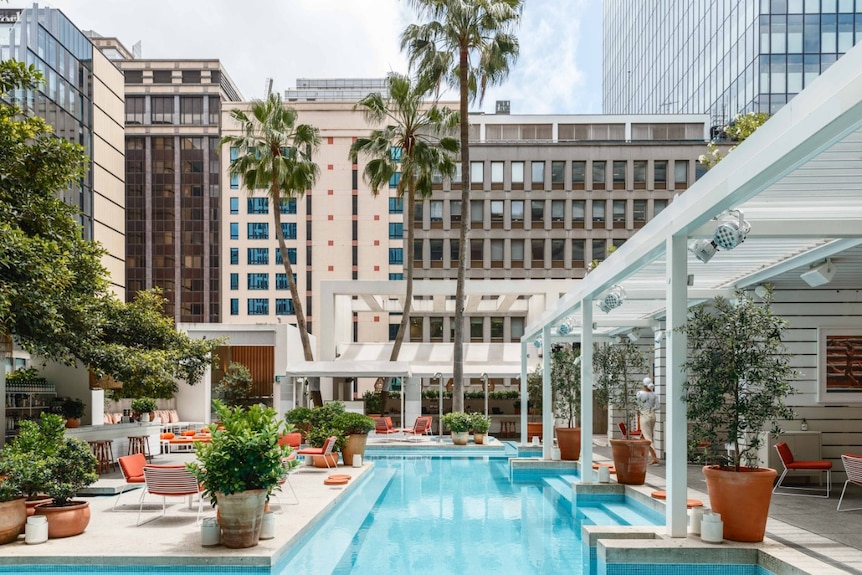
402,0,523,411
350,71,458,404
551,343,581,428
222,94,320,380
593,340,649,435
217,362,254,406
699,112,770,169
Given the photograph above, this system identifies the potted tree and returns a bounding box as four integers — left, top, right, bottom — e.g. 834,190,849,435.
441,412,472,445
551,343,582,461
526,365,544,442
291,402,346,467
0,474,25,545
593,339,650,484
188,400,290,548
53,397,85,428
679,289,795,542
284,406,314,441
216,362,254,407
470,412,491,445
130,397,157,422
334,411,375,466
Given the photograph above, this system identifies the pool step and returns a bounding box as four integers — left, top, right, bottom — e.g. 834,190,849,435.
542,475,577,502
602,502,655,525
578,505,620,525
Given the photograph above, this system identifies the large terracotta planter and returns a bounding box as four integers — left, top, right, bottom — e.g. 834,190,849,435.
312,453,340,468
341,434,368,466
451,431,469,445
25,496,52,517
34,500,90,538
527,422,543,442
216,489,268,549
64,418,81,429
703,465,777,542
555,427,581,461
609,438,651,485
0,499,26,544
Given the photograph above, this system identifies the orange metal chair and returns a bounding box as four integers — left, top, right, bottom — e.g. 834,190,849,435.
374,417,400,437
838,454,862,511
618,421,642,439
402,416,433,438
136,465,205,525
113,453,147,510
773,442,832,498
296,436,338,469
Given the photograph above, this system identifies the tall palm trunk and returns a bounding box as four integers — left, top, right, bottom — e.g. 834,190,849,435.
390,183,416,360
453,44,471,413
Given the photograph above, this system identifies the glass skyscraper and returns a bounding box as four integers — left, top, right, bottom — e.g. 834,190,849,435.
603,0,862,124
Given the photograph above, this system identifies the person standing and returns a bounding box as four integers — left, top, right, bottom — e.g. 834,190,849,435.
636,377,659,464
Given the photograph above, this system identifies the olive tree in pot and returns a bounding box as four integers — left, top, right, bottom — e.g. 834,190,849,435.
188,400,290,548
334,411,375,466
679,289,795,542
525,365,544,442
551,343,582,461
442,412,472,445
593,339,650,485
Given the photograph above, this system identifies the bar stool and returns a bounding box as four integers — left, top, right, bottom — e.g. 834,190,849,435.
127,435,153,462
500,420,517,438
88,440,115,474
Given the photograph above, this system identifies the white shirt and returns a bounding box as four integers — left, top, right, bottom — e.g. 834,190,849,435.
636,389,657,412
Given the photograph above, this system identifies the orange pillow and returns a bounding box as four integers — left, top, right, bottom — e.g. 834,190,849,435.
181,430,196,437
160,432,175,440
198,428,210,435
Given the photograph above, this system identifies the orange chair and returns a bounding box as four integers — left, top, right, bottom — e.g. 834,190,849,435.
297,436,338,469
272,452,299,510
374,417,400,437
113,453,147,510
278,432,302,449
618,421,642,439
773,442,832,498
136,465,205,525
402,416,432,438
838,454,862,511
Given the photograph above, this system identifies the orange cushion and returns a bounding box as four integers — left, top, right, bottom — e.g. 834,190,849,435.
198,428,210,435
160,433,175,440
181,430,196,437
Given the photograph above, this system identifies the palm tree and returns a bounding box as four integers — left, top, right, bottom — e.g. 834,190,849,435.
349,72,459,398
401,0,523,412
222,93,320,367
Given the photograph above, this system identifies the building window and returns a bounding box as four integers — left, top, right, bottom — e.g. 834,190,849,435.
430,239,444,264
695,161,708,181
551,238,565,266
389,273,403,280
388,323,399,341
490,317,504,341
633,161,646,189
389,197,403,214
551,200,565,223
572,161,586,188
530,200,544,225
450,200,461,224
180,69,198,83
230,248,239,265
247,273,269,290
275,273,292,290
511,200,524,223
613,161,626,188
450,239,459,264
275,299,295,315
389,172,401,189
229,222,239,240
470,161,484,184
470,317,483,341
281,223,297,239
572,239,585,265
248,197,269,214
247,222,269,240
511,161,524,184
613,200,626,227
230,174,239,189
490,200,504,223
470,200,484,224
490,238,504,267
152,70,173,83
180,96,203,124
592,239,606,262
279,198,297,214
247,248,269,265
674,160,688,187
531,239,545,267
510,317,525,341
413,239,423,263
414,201,423,225
125,70,143,84
531,161,545,185
654,160,667,189
490,161,504,184
592,160,606,188
230,298,239,315
654,199,668,216
208,96,220,125
633,199,647,227
430,317,444,341
429,200,443,223
511,239,524,266
151,96,174,124
275,248,297,265
389,248,403,265
592,200,606,225
230,273,238,290
125,96,145,124
248,298,269,315
572,200,585,227
389,222,404,239
470,239,483,266
551,161,565,187
229,197,239,215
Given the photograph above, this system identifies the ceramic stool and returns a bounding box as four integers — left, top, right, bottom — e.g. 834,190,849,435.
88,440,115,474
500,420,516,438
127,435,153,462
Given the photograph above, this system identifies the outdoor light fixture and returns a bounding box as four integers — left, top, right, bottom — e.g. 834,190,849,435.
627,329,640,342
800,259,836,287
597,285,626,314
713,209,750,250
689,239,718,263
754,285,769,299
533,337,543,349
558,317,576,335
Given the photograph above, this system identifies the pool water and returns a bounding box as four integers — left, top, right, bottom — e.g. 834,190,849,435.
277,453,660,575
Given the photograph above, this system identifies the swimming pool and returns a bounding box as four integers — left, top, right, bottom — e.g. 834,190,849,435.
276,451,660,575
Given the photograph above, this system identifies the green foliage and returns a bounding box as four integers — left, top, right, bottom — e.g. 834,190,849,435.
526,365,543,415
188,400,289,506
551,344,581,428
333,411,375,436
130,397,157,415
285,406,313,430
442,411,473,433
53,397,85,419
0,413,96,505
593,340,649,431
679,290,796,471
469,412,491,433
216,362,254,406
6,367,47,387
304,402,347,450
362,390,383,414
699,112,770,169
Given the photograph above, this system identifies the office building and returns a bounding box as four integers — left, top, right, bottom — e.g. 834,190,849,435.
603,0,862,120
90,36,242,323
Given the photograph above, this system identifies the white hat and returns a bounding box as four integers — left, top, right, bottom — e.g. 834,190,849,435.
643,377,654,391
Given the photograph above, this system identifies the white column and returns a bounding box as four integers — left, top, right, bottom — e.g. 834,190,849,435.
90,389,105,426
520,340,528,445
542,325,552,460
581,296,594,482
666,234,689,537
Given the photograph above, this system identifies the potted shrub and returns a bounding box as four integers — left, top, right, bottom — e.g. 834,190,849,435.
188,400,290,548
679,289,795,542
0,413,59,515
334,411,375,466
284,406,313,440
53,397,85,428
525,365,543,442
0,475,25,545
216,362,254,407
441,411,472,445
362,390,383,416
593,339,651,484
551,343,582,461
297,402,347,467
130,397,158,422
470,413,491,445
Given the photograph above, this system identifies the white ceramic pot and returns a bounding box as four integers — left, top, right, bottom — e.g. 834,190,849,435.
201,517,220,546
24,515,48,545
259,512,275,540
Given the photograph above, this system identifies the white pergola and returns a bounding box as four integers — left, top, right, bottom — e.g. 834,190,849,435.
523,42,862,538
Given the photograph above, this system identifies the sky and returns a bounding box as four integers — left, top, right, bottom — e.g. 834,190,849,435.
38,0,604,115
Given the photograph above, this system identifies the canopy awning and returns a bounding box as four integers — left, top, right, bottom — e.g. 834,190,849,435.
284,359,411,379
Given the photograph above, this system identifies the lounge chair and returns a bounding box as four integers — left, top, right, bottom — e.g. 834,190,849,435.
136,464,205,525
402,416,433,439
773,442,832,498
838,454,862,511
374,416,400,437
113,453,147,510
296,436,338,469
272,452,299,510
618,421,642,440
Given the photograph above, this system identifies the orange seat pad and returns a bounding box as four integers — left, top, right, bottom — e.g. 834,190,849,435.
324,477,350,486
650,491,703,507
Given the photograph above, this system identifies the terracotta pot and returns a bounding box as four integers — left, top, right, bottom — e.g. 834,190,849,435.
527,422,543,442
216,489,267,549
0,499,26,544
65,418,81,429
34,500,90,538
703,465,777,542
451,431,469,445
341,434,368,466
312,453,340,468
473,432,486,445
609,438,651,485
25,496,52,517
556,427,582,461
